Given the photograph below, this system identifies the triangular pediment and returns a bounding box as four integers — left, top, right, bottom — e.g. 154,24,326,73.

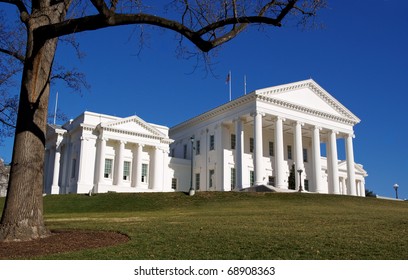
256,79,360,123
101,115,166,138
338,161,368,176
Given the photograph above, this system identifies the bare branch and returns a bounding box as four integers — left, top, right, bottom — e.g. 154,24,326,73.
275,0,297,23
109,0,118,12
90,0,112,18
0,47,25,62
51,66,90,93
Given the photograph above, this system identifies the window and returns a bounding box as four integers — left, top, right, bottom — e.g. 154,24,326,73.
183,144,187,159
231,168,236,190
269,142,274,157
304,179,309,191
141,163,148,183
231,134,236,150
209,169,215,188
104,159,113,179
196,140,200,155
250,137,254,153
209,135,215,150
287,145,292,160
195,173,200,190
268,176,275,186
170,148,175,157
303,148,308,162
171,178,177,190
250,170,255,186
123,161,131,181
71,158,76,178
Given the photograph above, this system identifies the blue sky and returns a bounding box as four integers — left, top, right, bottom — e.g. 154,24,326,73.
1,0,407,199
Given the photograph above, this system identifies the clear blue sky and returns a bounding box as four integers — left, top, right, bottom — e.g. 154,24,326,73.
1,0,407,199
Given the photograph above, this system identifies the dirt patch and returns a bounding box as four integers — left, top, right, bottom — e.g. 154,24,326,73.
0,230,130,259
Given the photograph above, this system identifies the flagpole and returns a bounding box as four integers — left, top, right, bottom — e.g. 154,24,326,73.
53,91,58,125
229,71,232,101
244,75,247,95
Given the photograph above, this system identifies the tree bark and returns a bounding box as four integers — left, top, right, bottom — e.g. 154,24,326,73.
0,5,64,242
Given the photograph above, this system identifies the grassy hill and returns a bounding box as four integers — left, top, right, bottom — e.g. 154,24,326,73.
1,192,407,259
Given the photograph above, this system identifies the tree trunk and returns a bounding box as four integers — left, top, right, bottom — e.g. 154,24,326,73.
0,6,63,242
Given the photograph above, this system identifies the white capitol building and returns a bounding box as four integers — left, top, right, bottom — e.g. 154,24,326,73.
45,79,367,196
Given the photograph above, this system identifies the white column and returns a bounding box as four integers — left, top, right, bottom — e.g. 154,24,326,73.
133,144,143,188
253,111,265,186
356,181,360,196
312,126,323,193
234,117,244,190
359,180,366,197
60,144,70,194
274,116,286,189
115,140,125,186
215,123,225,191
293,121,304,191
328,130,340,194
152,146,163,190
51,144,61,194
340,177,346,195
77,137,87,187
345,134,357,196
97,137,106,185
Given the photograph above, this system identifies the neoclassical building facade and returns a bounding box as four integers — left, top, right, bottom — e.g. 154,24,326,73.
44,113,176,194
45,79,367,196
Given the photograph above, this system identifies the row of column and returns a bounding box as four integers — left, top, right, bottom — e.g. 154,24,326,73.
340,177,364,196
48,136,165,193
96,138,163,190
234,111,358,195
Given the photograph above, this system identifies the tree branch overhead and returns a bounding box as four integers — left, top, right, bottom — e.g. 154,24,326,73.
36,0,324,52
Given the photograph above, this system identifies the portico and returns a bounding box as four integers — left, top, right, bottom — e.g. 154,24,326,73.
224,111,360,195
169,79,367,196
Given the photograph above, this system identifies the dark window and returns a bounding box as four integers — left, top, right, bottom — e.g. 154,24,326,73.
268,176,275,186
195,173,200,190
171,178,177,190
303,148,308,162
196,140,200,155
231,134,236,150
231,168,236,189
209,135,215,150
269,142,274,157
183,144,187,159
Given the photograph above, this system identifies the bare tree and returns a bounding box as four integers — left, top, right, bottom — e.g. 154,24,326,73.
0,0,326,242
0,10,87,144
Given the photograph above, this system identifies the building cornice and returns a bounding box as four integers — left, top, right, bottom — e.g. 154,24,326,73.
99,126,173,145
171,79,360,133
171,94,256,133
257,95,358,125
103,115,167,138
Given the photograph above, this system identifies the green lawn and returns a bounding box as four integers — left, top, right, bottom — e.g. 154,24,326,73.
1,192,408,259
